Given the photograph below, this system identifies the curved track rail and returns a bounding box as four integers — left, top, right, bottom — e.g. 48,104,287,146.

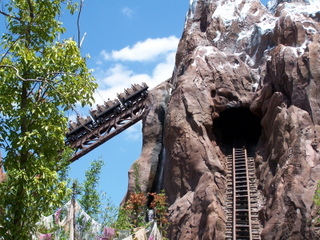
226,143,260,240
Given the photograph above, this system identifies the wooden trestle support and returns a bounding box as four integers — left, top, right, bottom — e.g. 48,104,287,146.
68,100,147,163
225,145,261,240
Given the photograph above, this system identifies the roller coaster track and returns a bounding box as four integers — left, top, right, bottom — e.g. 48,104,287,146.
68,99,147,163
225,143,261,240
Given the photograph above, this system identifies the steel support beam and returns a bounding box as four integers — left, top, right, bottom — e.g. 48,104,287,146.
68,100,146,163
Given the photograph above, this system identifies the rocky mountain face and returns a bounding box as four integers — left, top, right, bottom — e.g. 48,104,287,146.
125,0,320,239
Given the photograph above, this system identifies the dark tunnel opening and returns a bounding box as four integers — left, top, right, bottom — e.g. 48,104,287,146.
213,108,262,154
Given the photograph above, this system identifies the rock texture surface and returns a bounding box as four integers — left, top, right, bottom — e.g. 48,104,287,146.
126,0,320,239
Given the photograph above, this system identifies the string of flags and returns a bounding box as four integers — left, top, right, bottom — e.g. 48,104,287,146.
33,200,163,240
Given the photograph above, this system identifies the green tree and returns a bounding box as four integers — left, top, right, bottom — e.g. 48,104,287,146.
77,158,119,230
79,158,104,219
149,190,170,237
76,158,117,238
56,159,118,238
0,0,97,238
73,158,105,239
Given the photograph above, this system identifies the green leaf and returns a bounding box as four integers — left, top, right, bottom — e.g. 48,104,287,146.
0,0,97,238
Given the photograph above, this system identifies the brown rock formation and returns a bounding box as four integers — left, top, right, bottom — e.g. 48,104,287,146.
125,0,320,239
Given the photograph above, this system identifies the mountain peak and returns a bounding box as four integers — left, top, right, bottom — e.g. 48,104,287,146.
125,0,320,239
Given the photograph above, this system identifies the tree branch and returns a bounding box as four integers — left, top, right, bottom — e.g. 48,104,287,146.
0,65,79,110
0,65,77,82
77,0,84,48
0,10,21,21
26,0,35,19
0,65,43,82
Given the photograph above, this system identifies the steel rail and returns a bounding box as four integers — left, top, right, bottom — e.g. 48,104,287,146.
226,142,260,240
232,147,236,240
244,147,253,240
67,99,147,163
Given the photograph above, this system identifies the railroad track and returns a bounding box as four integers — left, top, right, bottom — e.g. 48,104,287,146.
68,99,147,162
225,143,260,240
66,83,149,162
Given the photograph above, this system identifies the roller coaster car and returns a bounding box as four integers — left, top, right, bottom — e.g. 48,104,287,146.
89,99,121,123
77,115,92,126
117,82,148,107
66,116,93,142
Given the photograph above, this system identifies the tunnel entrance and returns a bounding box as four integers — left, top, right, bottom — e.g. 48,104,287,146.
212,108,261,153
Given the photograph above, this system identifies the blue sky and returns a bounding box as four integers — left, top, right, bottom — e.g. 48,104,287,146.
67,0,270,207
66,0,189,207
0,0,270,207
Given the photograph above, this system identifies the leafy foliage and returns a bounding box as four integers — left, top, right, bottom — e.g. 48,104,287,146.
113,162,170,238
149,190,170,237
124,192,148,228
133,161,143,193
36,159,116,239
78,158,104,218
36,160,170,239
75,158,119,238
0,0,97,238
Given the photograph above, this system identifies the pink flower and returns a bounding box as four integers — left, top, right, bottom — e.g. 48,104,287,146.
39,233,52,240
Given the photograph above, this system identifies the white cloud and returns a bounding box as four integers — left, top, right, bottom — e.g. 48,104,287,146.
93,36,179,105
104,36,179,62
94,53,175,103
100,50,110,60
93,64,152,104
152,51,176,82
121,7,134,17
69,36,179,141
90,35,179,138
124,122,142,141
